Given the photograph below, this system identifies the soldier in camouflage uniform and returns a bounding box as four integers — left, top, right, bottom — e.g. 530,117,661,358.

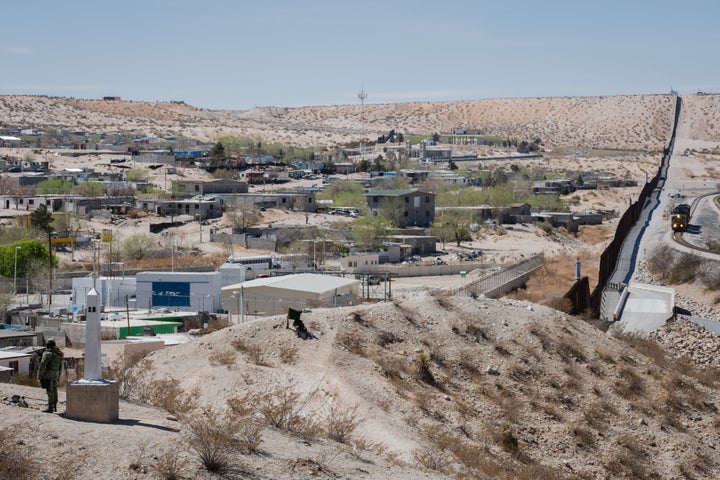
37,339,64,413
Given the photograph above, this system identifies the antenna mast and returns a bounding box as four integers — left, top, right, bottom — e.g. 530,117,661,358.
358,84,367,158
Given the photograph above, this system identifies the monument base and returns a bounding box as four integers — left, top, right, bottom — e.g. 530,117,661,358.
66,380,119,423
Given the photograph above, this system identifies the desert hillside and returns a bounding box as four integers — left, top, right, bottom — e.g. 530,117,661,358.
4,293,720,479
5,93,719,149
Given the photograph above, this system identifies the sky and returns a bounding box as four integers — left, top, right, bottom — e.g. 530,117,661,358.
1,0,718,110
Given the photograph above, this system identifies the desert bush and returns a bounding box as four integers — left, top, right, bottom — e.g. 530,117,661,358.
255,386,301,430
231,338,266,365
336,328,366,356
537,220,553,234
103,356,153,400
697,259,720,288
645,245,676,279
278,343,298,364
668,252,702,284
0,426,35,480
194,318,231,335
571,423,596,448
376,330,403,347
183,408,244,472
153,448,188,480
208,348,236,366
147,378,199,415
225,394,265,453
614,367,645,399
323,403,360,443
545,295,573,313
498,423,520,456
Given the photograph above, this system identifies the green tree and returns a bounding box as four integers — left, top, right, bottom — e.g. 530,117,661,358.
210,141,225,160
352,215,392,251
73,181,104,197
36,178,74,195
228,200,261,234
0,239,54,279
430,210,473,247
29,204,55,304
122,234,155,260
126,168,149,182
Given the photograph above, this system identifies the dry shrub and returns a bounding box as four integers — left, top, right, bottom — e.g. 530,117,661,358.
0,426,35,480
153,448,188,480
195,318,231,336
147,378,199,415
571,423,596,449
668,252,702,284
614,367,645,399
645,245,676,279
255,386,302,430
376,330,403,347
208,348,236,366
279,343,299,364
498,423,520,456
323,403,360,443
183,408,244,472
225,394,265,453
432,292,454,310
412,424,458,473
697,259,720,288
103,356,154,400
336,328,366,356
231,338,266,365
616,332,668,367
545,295,573,313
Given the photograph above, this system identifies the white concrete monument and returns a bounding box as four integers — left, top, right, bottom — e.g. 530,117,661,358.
66,288,120,422
84,288,103,381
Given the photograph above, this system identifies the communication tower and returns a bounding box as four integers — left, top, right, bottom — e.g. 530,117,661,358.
358,84,367,157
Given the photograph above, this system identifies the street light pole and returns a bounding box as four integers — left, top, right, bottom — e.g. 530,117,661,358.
13,246,21,294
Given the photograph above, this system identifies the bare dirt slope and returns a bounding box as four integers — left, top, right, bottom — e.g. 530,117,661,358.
4,93,713,150
4,293,720,479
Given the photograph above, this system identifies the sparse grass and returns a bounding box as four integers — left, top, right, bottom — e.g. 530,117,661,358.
153,448,188,480
376,330,404,347
0,426,35,480
208,348,236,366
498,423,520,456
336,328,366,356
278,343,299,364
231,338,266,365
614,367,645,399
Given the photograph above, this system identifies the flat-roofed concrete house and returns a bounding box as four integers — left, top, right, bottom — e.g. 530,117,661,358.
364,189,435,227
172,179,248,198
155,195,223,219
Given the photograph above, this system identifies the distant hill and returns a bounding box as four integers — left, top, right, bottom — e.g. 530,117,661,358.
2,93,719,149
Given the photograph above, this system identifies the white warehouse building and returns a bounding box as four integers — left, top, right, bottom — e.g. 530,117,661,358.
221,273,361,317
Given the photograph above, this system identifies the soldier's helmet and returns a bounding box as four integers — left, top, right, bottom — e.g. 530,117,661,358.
46,339,56,348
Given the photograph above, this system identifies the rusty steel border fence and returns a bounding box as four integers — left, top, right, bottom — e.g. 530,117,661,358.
565,95,682,316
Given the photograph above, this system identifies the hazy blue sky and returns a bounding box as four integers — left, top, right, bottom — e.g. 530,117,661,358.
1,0,717,110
